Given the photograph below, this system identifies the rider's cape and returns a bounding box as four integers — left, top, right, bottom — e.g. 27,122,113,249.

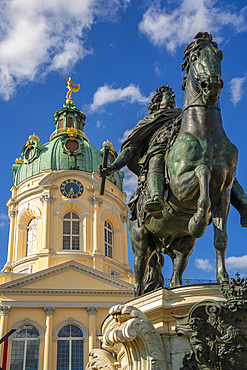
121,108,181,176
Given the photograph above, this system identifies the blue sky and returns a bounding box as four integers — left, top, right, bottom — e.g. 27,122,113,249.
0,0,247,281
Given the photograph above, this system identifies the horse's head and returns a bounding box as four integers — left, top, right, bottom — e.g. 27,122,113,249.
181,32,223,105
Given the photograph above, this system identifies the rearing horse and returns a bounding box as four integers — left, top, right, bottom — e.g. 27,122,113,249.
128,32,238,297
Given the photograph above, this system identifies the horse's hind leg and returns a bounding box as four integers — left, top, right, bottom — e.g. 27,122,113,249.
188,165,211,238
231,177,247,227
212,189,230,283
128,220,158,297
168,235,196,288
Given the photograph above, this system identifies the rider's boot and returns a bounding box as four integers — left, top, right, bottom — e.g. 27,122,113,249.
144,171,165,219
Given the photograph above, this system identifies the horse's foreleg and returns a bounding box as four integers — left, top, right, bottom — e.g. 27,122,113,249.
212,189,230,284
169,236,196,288
188,165,211,238
128,220,156,297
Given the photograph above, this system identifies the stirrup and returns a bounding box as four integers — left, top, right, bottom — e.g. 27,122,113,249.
144,196,165,218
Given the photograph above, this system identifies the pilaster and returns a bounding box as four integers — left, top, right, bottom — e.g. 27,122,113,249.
40,193,54,251
87,307,98,357
43,306,55,370
6,209,17,267
0,306,11,363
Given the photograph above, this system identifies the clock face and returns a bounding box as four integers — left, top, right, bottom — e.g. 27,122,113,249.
60,179,84,199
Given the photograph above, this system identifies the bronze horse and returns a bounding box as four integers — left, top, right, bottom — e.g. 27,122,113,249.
128,32,240,297
99,32,247,298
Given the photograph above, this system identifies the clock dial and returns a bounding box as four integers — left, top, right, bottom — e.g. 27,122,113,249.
60,179,84,199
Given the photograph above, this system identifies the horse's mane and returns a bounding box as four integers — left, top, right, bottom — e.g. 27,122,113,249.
181,32,220,90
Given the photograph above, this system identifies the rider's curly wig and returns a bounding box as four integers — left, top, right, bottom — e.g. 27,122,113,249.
181,32,221,90
148,85,174,113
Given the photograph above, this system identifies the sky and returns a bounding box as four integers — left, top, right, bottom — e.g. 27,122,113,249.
0,0,247,282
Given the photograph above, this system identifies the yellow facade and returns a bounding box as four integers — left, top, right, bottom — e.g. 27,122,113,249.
0,132,134,369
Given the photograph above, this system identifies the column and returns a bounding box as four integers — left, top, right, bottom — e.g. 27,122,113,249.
0,306,11,363
43,306,55,370
87,307,98,357
6,209,17,268
40,193,55,250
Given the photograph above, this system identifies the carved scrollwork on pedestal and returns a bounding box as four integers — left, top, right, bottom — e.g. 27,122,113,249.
85,349,117,370
102,304,167,370
175,278,247,370
85,304,167,370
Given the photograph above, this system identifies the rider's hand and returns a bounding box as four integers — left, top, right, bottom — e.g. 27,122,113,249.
98,165,111,177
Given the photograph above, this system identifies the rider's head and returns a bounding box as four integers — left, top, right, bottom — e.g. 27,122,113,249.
148,85,176,113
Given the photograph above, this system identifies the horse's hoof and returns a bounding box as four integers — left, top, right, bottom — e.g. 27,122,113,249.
188,215,207,239
217,271,229,284
169,281,182,288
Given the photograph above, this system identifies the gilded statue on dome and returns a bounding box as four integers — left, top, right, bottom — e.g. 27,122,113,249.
62,75,80,103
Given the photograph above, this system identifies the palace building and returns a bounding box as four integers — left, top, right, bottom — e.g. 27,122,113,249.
0,91,134,370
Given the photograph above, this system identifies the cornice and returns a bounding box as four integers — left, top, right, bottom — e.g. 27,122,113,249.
0,288,134,295
0,260,134,291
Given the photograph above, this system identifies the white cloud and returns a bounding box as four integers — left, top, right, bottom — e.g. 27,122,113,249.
96,120,102,129
123,168,138,202
118,128,134,144
226,255,247,273
0,213,8,228
0,0,129,100
229,75,246,105
139,0,247,54
89,84,151,113
194,258,214,272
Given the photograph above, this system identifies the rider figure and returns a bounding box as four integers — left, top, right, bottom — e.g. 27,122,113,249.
99,85,181,218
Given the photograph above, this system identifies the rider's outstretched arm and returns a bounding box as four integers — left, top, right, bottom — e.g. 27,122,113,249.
99,147,136,176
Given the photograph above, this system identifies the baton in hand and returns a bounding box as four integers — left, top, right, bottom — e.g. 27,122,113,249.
100,145,110,195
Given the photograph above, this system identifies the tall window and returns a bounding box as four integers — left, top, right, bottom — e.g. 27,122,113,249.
26,218,37,256
10,325,40,370
63,212,80,250
57,324,84,370
104,221,113,258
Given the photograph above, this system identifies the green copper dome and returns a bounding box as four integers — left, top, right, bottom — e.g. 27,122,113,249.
12,102,124,191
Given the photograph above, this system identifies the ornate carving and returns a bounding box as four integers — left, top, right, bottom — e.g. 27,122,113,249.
1,306,11,316
220,273,247,311
175,276,247,370
102,305,167,370
120,213,127,223
44,306,55,316
88,195,103,207
86,349,117,370
40,193,55,204
87,307,98,316
8,209,17,218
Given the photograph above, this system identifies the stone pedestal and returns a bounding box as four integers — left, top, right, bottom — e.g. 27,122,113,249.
85,284,225,370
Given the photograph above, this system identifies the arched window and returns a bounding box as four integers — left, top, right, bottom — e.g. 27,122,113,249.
104,221,113,258
63,212,80,250
10,325,40,370
57,324,84,370
26,218,37,256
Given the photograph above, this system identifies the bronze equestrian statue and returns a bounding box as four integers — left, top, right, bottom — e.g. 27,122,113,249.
99,32,247,298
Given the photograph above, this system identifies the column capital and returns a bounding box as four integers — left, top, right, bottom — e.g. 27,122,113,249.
120,213,128,223
1,306,11,316
44,306,55,316
40,193,55,204
88,195,103,207
87,307,98,316
8,209,17,219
